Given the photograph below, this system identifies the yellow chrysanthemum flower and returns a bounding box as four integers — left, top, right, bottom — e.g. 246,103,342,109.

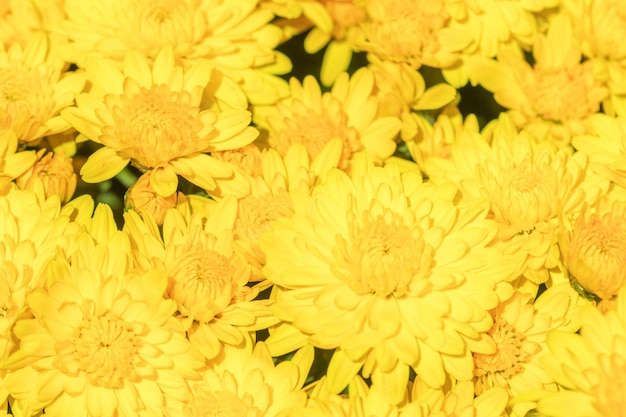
186,338,313,417
261,68,402,170
0,33,85,144
261,153,520,403
16,149,77,203
560,196,626,304
59,0,290,105
572,114,626,189
61,47,258,197
426,114,609,284
124,171,179,226
3,209,205,416
472,14,608,147
531,284,626,417
124,197,277,361
473,284,585,417
0,187,85,408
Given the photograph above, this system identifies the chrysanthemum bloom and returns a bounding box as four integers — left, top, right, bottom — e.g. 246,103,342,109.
531,284,626,417
564,0,626,116
472,14,608,147
59,0,291,105
426,115,609,284
572,114,626,189
473,284,585,417
560,197,626,304
3,214,206,416
124,171,178,226
0,130,36,193
186,339,313,417
124,197,277,361
16,149,77,203
61,47,258,197
233,140,342,280
0,33,85,144
262,68,402,171
0,187,86,408
212,142,264,178
261,153,521,403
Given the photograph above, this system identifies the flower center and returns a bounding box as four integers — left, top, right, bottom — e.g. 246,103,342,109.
273,97,361,170
593,351,626,417
363,0,448,68
473,317,529,393
332,205,431,298
212,143,263,177
0,66,55,140
187,385,262,417
234,191,294,244
102,84,204,168
167,245,236,323
483,157,559,233
526,64,602,122
118,0,198,57
565,211,626,300
73,311,141,388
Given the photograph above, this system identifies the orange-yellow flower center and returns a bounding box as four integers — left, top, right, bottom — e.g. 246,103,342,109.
167,245,236,323
593,352,626,417
332,206,431,298
118,0,198,57
484,157,559,233
234,191,294,244
565,210,626,300
102,84,205,169
363,0,448,68
0,66,55,140
473,316,530,394
525,64,603,122
273,98,361,170
188,383,261,417
73,311,141,388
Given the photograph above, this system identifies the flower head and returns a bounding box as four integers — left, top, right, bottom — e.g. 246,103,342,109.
426,114,609,284
560,197,626,302
124,196,277,360
472,14,608,147
62,47,258,197
60,0,290,105
3,211,205,416
261,153,520,403
16,149,77,203
124,171,178,226
0,34,85,144
473,284,585,417
263,68,402,171
186,339,313,417
533,284,626,417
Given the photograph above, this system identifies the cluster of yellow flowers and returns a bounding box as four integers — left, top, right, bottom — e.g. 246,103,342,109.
1,0,626,416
